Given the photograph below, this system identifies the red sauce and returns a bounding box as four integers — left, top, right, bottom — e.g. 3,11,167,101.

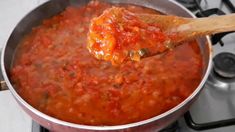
88,7,168,64
11,1,203,126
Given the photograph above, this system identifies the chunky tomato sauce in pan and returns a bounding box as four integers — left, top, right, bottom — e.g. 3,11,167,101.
11,1,203,126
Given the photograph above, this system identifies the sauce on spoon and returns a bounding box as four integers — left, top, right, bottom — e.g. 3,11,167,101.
87,7,170,65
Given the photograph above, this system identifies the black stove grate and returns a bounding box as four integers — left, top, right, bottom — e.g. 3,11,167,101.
223,0,235,12
160,122,180,132
40,126,49,132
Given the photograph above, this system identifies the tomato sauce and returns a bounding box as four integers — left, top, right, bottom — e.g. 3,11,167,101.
88,7,168,64
11,1,203,126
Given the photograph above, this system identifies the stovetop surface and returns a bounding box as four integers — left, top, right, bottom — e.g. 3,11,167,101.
1,0,235,132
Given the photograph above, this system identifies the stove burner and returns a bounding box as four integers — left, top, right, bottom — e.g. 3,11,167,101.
213,52,235,78
176,0,202,9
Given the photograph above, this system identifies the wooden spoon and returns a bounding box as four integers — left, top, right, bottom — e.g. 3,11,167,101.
138,13,235,46
87,7,235,64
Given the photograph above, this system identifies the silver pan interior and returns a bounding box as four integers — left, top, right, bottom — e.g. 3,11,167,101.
1,0,212,131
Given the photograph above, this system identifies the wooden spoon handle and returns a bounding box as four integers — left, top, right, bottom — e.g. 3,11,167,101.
138,13,235,43
171,14,235,42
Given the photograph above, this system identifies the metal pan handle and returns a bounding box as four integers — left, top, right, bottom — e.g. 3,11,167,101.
0,48,8,91
0,81,8,91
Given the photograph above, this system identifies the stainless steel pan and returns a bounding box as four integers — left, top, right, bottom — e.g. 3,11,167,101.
0,0,212,131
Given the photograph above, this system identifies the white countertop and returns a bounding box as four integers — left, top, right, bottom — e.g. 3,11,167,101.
0,91,32,132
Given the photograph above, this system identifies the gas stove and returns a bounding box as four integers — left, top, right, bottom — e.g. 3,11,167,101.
0,0,235,132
